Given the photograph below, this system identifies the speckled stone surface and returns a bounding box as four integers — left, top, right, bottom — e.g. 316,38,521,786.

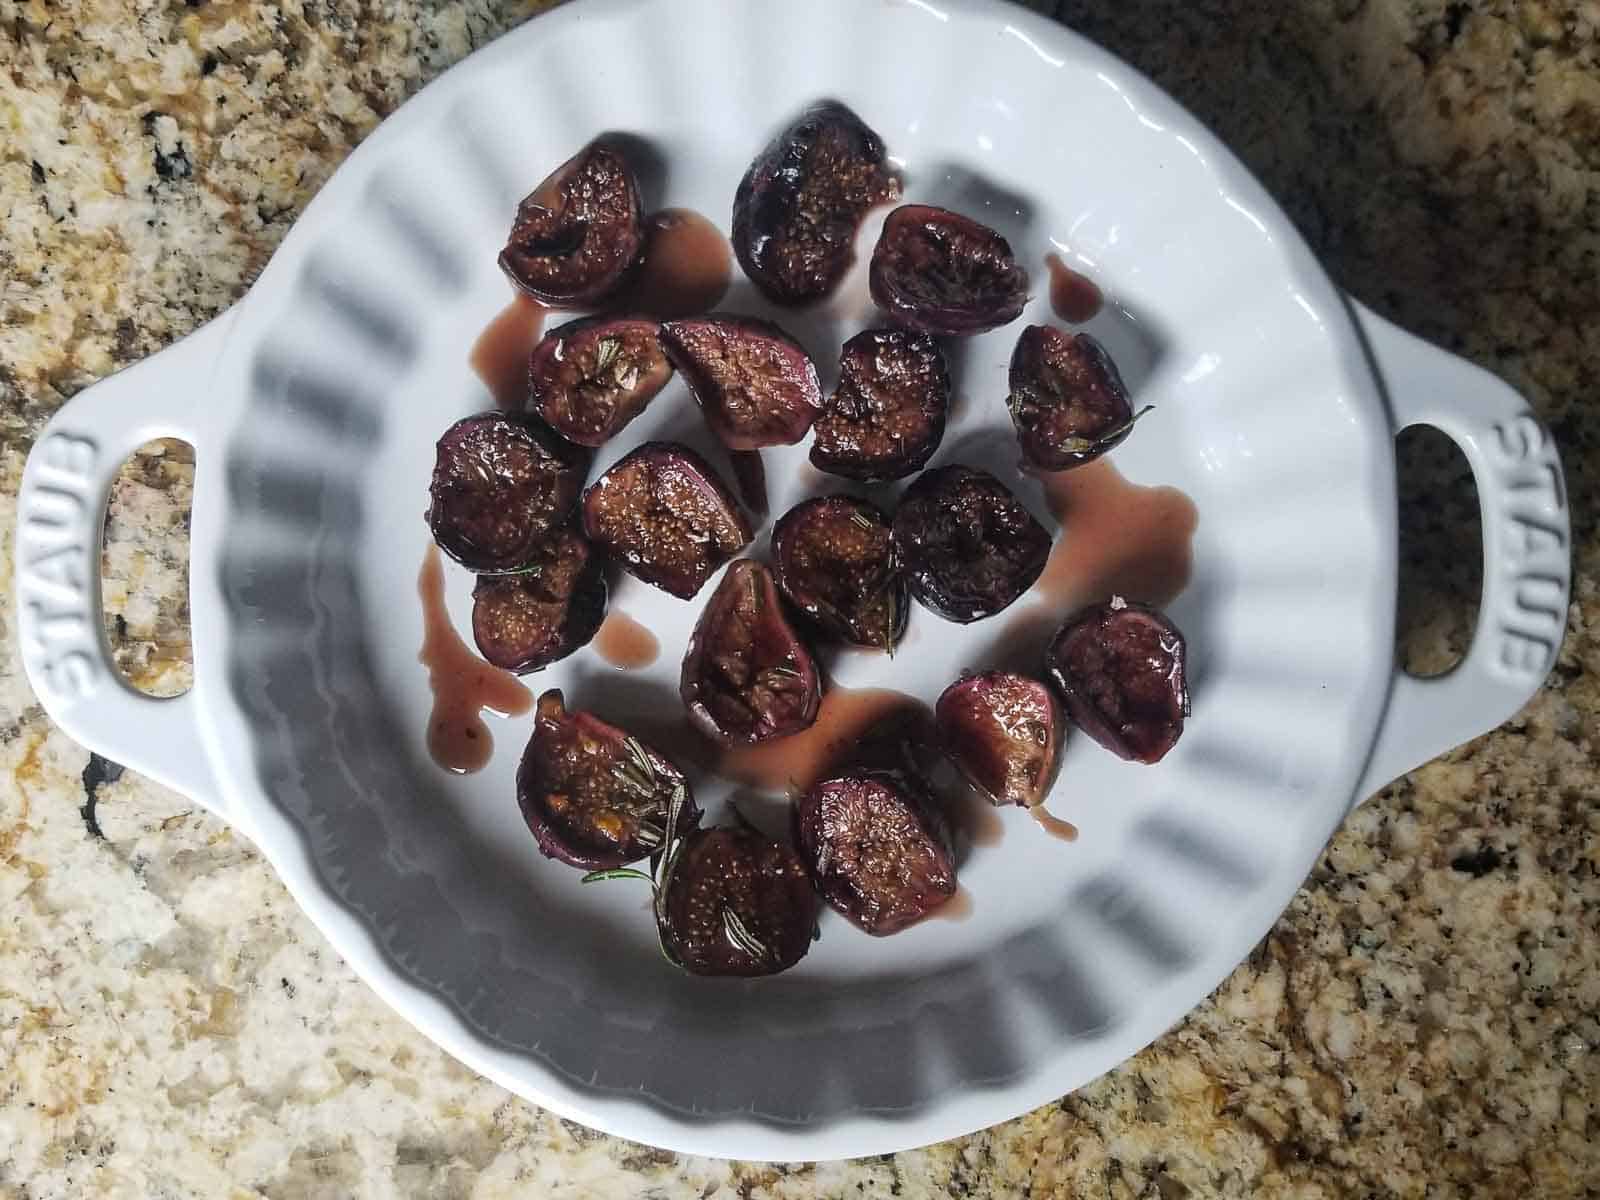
1,0,1596,1195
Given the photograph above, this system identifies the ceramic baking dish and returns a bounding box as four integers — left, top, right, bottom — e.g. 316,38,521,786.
14,0,1571,1161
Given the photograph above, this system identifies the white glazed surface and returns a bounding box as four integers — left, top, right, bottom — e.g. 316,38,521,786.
12,0,1569,1161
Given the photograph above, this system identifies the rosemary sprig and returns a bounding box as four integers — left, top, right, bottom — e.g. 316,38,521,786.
593,336,622,374
848,509,874,531
581,867,654,885
722,907,770,962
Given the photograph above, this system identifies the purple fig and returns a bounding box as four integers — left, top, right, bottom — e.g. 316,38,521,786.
809,328,949,481
870,204,1029,335
471,527,607,673
771,495,905,650
529,315,674,447
1008,325,1144,470
935,671,1062,807
659,316,823,450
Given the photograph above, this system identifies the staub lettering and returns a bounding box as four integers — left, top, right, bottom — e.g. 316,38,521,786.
20,432,101,701
1487,415,1568,682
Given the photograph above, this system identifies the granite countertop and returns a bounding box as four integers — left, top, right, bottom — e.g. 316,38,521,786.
1,0,1595,1195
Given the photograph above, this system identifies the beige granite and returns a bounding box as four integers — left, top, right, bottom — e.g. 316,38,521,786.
1,0,1596,1195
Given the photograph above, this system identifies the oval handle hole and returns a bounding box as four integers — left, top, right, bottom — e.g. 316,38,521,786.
1395,426,1482,679
102,438,194,698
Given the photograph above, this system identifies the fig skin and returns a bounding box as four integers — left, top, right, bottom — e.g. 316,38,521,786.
1008,325,1137,470
659,316,823,450
810,328,950,482
1046,599,1189,764
427,412,588,573
581,442,753,600
517,690,700,870
892,464,1050,623
934,671,1062,808
771,495,905,650
657,825,816,977
869,204,1029,336
529,315,674,448
499,142,644,305
732,101,901,306
796,767,957,936
680,559,822,746
471,527,607,673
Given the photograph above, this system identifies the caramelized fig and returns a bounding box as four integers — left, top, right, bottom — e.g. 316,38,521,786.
771,496,905,650
732,101,900,305
809,328,949,481
893,465,1050,622
935,671,1062,808
1046,599,1189,764
499,141,644,305
658,316,823,450
796,767,957,935
581,442,752,599
657,825,816,976
471,528,607,673
869,204,1029,335
680,559,822,745
517,689,700,870
427,412,587,572
529,316,673,447
1008,325,1142,470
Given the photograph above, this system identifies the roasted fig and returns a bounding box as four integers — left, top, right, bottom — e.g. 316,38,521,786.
499,141,644,305
935,671,1062,808
427,412,587,573
893,465,1050,622
731,101,900,305
869,204,1029,335
1008,325,1143,470
681,559,822,745
1046,598,1189,764
529,316,673,447
656,825,816,976
471,528,607,673
809,328,949,481
796,767,957,935
581,442,753,599
517,689,700,869
771,496,905,650
658,316,823,450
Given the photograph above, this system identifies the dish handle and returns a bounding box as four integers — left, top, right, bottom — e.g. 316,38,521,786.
14,315,233,817
1348,298,1570,806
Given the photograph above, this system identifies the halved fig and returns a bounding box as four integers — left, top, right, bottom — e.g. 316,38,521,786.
656,825,816,976
869,204,1029,336
732,101,901,305
427,412,587,572
935,671,1062,808
1008,325,1142,470
517,690,700,870
1046,599,1189,764
680,560,822,745
499,141,644,305
810,328,949,481
796,767,957,935
471,528,607,673
581,442,752,599
529,316,673,447
893,465,1050,622
658,316,823,450
771,496,905,650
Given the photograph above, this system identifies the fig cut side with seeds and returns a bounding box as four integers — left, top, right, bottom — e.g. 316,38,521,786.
1046,599,1189,764
517,690,700,870
681,560,822,745
1008,325,1143,470
659,316,823,450
427,412,587,573
935,671,1062,808
529,316,674,448
582,442,753,599
732,101,901,306
472,527,607,673
499,141,644,305
796,767,957,936
810,328,949,481
870,204,1029,336
771,495,905,650
893,464,1050,623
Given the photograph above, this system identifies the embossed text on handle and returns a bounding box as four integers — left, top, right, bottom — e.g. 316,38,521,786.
1487,415,1568,682
19,432,102,702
